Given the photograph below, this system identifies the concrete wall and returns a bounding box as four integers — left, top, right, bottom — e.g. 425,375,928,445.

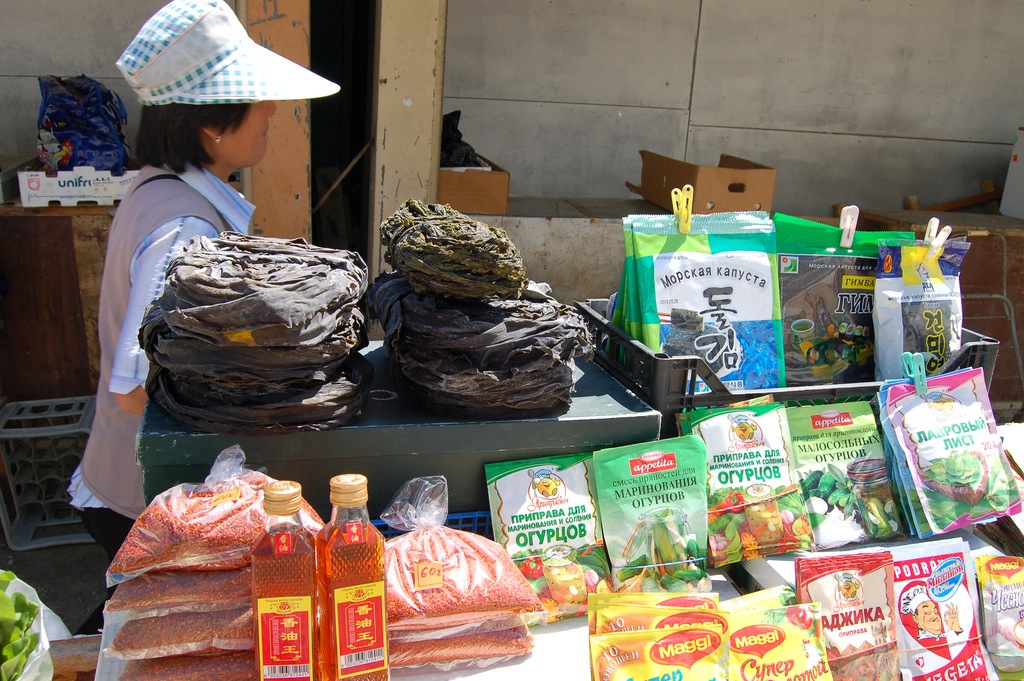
443,0,1022,217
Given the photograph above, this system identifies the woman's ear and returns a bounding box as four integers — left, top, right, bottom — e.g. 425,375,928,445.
199,126,222,150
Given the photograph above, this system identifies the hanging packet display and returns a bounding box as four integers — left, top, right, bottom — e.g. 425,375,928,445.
484,452,613,622
788,401,905,549
795,551,901,681
775,213,913,385
727,604,834,681
873,237,970,381
691,403,814,566
890,538,992,681
878,366,1020,537
630,210,783,391
592,436,710,593
976,555,1024,675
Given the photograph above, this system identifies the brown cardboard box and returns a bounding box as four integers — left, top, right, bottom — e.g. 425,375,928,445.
626,150,776,214
437,155,510,215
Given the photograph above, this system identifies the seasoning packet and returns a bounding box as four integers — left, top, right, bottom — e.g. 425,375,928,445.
586,592,719,634
106,445,323,586
788,401,905,549
976,555,1024,675
795,551,901,681
891,537,992,681
728,603,834,681
590,625,726,680
593,604,730,636
593,436,711,592
873,237,970,381
485,452,613,622
630,210,783,391
691,403,814,566
775,213,913,386
721,584,796,611
878,366,1021,537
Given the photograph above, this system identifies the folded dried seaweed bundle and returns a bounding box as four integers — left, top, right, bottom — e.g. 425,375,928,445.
381,199,527,300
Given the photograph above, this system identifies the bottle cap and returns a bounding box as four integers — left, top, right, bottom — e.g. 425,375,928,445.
263,480,303,516
330,474,368,508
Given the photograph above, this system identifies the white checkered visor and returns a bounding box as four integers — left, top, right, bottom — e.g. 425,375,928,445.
116,0,339,105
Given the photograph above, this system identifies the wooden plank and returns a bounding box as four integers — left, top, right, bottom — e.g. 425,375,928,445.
0,215,93,399
246,0,313,240
72,214,112,391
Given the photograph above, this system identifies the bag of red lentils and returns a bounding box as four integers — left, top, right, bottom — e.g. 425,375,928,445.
382,476,546,642
107,445,323,586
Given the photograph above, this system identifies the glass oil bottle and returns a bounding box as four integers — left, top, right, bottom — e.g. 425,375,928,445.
316,474,389,680
252,480,318,681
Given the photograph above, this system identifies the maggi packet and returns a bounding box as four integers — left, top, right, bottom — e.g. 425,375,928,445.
691,403,814,566
721,585,796,612
873,237,970,381
976,555,1024,675
587,592,719,634
590,625,726,680
728,604,834,681
593,605,730,637
795,551,900,681
788,401,905,549
630,210,783,391
775,213,913,385
593,436,710,592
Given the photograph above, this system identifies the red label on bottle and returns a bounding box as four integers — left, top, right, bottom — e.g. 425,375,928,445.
257,597,313,681
334,582,388,677
273,533,293,555
343,521,365,545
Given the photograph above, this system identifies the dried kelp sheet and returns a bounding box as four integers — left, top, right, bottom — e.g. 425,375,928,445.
381,199,527,300
367,273,593,419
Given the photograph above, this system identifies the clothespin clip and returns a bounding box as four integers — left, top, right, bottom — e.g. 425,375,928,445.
924,217,940,242
925,225,952,260
671,185,693,234
901,351,929,398
838,205,859,248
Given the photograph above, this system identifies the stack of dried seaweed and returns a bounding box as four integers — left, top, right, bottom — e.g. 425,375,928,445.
369,200,593,418
141,232,372,434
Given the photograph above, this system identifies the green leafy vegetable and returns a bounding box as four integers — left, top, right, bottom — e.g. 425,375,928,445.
0,571,40,681
928,450,983,488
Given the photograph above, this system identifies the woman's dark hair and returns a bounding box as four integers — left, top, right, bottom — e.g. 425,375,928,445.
134,103,252,172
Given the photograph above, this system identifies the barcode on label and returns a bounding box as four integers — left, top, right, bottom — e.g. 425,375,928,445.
341,648,385,669
263,663,311,679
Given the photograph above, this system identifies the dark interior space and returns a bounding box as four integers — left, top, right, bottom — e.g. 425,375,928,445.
310,1,375,260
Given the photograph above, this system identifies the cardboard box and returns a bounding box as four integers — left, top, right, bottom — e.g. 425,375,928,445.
437,155,510,215
17,166,139,207
626,150,776,214
1001,127,1024,219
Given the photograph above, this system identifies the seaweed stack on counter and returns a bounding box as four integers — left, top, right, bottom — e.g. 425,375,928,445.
141,232,373,434
367,199,594,419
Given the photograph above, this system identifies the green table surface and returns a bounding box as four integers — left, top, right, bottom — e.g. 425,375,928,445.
137,343,662,518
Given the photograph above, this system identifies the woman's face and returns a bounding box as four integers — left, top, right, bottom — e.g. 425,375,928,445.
202,101,277,181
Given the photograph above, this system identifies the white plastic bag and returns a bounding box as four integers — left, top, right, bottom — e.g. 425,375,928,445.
0,570,72,681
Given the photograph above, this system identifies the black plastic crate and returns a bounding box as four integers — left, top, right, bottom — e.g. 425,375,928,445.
576,300,1000,438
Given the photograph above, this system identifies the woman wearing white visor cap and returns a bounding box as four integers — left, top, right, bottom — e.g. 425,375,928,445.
69,0,339,633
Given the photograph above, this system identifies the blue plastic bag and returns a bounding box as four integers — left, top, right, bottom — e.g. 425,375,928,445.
36,75,129,174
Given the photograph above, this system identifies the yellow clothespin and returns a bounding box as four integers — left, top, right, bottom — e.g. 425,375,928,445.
901,351,928,398
838,205,859,248
671,185,693,234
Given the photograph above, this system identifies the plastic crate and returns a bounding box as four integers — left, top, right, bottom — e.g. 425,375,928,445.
371,511,493,540
0,397,97,550
576,300,1000,438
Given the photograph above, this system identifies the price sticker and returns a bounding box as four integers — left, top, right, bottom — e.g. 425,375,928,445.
413,561,444,591
211,487,241,506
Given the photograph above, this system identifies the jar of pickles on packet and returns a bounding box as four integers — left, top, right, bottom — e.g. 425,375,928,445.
847,457,904,541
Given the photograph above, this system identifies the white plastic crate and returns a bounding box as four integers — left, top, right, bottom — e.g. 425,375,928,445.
0,397,96,550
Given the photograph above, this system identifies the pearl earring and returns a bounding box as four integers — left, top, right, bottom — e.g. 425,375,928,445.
215,136,222,144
